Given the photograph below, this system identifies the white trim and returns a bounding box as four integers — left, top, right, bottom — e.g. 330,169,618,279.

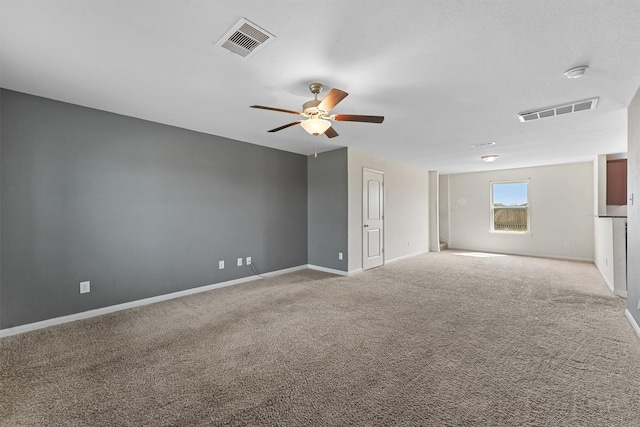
446,246,593,263
385,250,429,264
362,167,385,271
348,268,363,276
0,265,306,339
490,179,531,235
614,290,628,298
307,264,348,276
362,167,385,175
625,309,640,339
259,265,307,277
595,263,615,293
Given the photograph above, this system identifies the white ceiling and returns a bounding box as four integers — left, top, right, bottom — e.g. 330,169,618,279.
2,0,640,174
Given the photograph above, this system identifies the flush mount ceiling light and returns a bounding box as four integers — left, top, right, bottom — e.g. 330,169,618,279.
481,155,499,163
564,65,588,79
300,118,332,136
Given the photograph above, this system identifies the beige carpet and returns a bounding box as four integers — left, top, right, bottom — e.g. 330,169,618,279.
2,251,640,426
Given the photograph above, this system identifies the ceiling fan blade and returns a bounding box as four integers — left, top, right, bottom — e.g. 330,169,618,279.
251,105,302,115
267,121,301,133
333,114,385,123
318,88,348,112
324,126,339,138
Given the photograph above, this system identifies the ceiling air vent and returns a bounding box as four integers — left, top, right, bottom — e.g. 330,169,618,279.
216,18,275,59
471,141,496,148
517,98,599,123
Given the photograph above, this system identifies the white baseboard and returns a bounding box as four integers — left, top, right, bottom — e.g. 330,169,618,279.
348,268,363,276
447,246,593,263
386,250,429,264
594,263,615,293
614,290,628,298
307,264,348,276
625,309,640,339
0,265,307,339
347,251,428,275
260,265,307,277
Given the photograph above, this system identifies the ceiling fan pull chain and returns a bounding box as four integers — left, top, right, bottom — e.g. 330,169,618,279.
314,140,318,158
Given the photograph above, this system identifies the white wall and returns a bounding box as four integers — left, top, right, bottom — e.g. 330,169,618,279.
347,148,429,273
439,175,450,244
627,86,640,328
429,171,439,251
612,218,627,296
594,217,615,292
448,162,594,261
593,154,628,297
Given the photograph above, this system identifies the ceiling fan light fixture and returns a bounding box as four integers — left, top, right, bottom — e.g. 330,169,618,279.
300,118,331,136
481,154,499,163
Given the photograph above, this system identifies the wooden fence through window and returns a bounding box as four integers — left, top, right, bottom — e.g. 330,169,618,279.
493,207,527,231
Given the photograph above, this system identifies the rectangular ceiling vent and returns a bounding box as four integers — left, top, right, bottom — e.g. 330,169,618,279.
471,141,496,148
216,18,275,59
517,98,599,123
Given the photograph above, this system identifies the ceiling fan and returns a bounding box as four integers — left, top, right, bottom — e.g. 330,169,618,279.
250,83,384,139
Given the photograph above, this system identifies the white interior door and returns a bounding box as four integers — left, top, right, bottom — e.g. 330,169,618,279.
363,168,384,270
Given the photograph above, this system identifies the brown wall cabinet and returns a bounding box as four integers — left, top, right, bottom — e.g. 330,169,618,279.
606,159,627,206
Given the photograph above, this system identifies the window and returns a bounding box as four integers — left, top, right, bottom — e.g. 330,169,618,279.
491,180,529,233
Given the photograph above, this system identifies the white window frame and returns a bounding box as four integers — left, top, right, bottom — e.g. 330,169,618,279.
490,179,531,235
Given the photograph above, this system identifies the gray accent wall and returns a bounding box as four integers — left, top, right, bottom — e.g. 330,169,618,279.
0,89,308,329
307,148,348,272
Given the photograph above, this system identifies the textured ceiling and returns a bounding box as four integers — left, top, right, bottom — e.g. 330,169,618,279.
2,0,640,174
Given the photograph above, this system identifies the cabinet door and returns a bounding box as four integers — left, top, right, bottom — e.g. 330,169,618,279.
607,159,627,206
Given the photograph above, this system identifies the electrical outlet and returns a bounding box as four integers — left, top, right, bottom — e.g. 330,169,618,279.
218,260,224,269
338,252,343,260
237,257,243,266
246,257,251,265
80,281,90,294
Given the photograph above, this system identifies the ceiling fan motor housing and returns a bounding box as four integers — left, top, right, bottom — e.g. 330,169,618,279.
302,99,324,118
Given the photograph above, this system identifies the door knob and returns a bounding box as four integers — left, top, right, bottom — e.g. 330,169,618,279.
364,224,369,228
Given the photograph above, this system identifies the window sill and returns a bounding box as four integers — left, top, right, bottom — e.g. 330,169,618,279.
490,230,531,236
